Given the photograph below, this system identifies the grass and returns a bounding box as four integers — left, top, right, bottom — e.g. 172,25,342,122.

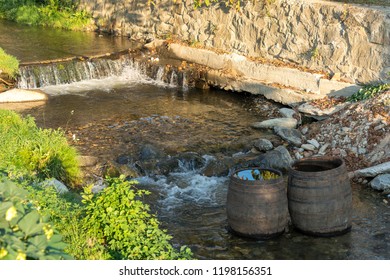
0,109,81,187
0,0,93,31
0,47,19,79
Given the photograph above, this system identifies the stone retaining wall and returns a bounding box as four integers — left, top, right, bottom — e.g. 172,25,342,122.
79,0,390,84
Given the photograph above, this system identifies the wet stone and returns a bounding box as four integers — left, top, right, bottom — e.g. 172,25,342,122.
253,138,274,152
273,127,302,146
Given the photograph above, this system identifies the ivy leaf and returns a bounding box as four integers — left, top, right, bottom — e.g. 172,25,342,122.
47,234,68,251
18,210,42,237
0,201,13,217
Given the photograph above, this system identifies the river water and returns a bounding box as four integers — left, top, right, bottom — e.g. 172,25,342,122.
1,21,389,260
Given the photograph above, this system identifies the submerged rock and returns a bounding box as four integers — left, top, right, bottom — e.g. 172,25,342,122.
78,155,99,167
139,144,165,161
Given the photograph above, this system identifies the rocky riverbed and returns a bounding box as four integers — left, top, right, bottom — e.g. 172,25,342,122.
250,90,390,201
70,87,389,205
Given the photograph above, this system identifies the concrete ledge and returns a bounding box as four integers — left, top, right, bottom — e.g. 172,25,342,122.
0,89,48,103
163,42,360,98
206,69,324,105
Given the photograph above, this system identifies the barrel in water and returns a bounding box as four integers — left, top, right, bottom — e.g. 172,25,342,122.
287,157,352,236
227,168,288,239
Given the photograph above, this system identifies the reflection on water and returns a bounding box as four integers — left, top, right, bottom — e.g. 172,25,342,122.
0,19,136,62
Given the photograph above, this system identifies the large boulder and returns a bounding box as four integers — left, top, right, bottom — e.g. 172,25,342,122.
251,118,298,129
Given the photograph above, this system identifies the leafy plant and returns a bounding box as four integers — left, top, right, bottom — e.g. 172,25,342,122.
81,176,193,260
0,110,81,187
0,48,19,79
0,0,93,30
347,83,390,102
25,181,109,260
0,178,71,260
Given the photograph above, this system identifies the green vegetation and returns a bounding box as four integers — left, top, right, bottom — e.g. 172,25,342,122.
347,83,390,102
0,178,71,260
81,176,193,260
0,109,80,187
0,0,93,30
23,176,193,260
0,110,192,260
0,48,19,79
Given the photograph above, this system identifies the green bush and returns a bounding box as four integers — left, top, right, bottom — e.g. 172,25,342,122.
0,110,80,187
26,176,193,260
81,176,193,260
0,178,71,260
0,48,19,79
25,181,110,259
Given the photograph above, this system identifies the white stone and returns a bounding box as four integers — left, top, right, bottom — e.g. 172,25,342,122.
40,178,69,194
355,162,390,177
370,174,390,191
279,107,296,118
252,118,298,129
295,152,303,160
318,143,330,154
307,139,320,149
301,144,316,151
0,89,48,103
301,126,309,135
297,102,349,117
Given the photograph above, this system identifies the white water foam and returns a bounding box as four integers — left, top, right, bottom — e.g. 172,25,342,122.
137,172,228,211
41,65,174,95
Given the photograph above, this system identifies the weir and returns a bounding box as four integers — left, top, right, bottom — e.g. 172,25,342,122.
17,52,191,90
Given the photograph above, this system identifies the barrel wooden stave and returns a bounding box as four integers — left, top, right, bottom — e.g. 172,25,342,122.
227,168,288,239
287,157,352,236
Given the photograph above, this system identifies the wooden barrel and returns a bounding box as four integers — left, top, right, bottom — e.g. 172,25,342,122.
287,156,352,236
227,168,288,239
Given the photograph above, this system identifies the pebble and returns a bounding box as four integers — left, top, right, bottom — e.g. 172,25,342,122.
307,139,320,149
295,152,303,160
301,143,316,151
318,143,330,154
301,126,309,135
358,147,367,155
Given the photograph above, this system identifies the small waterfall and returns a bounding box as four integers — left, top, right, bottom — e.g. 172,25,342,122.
17,54,193,90
18,55,135,89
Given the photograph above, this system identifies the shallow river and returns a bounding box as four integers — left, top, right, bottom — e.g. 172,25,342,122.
15,73,389,260
1,20,389,260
